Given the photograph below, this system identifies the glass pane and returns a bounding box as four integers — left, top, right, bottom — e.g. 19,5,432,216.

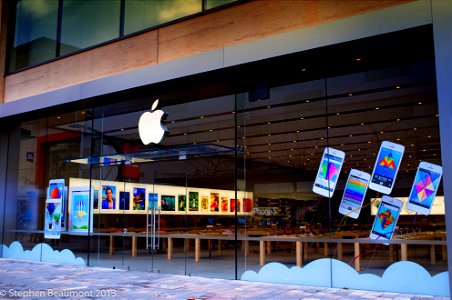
124,0,202,35
204,0,237,10
9,0,58,71
60,0,120,56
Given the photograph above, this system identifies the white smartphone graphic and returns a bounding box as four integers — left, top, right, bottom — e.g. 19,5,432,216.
369,141,405,194
369,195,402,241
312,147,345,197
406,161,442,215
338,169,370,219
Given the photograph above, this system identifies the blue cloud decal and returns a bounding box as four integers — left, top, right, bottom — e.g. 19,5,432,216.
1,241,85,266
241,259,449,296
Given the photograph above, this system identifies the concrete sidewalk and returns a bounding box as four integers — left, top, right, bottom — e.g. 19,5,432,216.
0,258,449,299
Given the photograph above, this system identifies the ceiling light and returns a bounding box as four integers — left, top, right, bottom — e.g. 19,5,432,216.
396,86,401,89
293,140,297,143
171,120,175,123
209,129,213,132
375,107,380,110
306,100,310,103
120,128,124,131
300,117,304,120
336,112,340,115
348,93,353,96
361,123,365,126
267,122,271,125
355,58,362,62
267,105,271,108
418,102,422,105
200,116,204,119
57,116,61,119
413,128,417,131
396,118,400,122
301,68,307,72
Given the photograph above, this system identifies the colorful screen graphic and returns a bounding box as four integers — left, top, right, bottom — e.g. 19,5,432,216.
48,182,64,199
342,175,368,206
133,188,145,210
119,191,130,210
372,201,400,239
409,168,441,209
314,153,343,193
319,154,341,182
371,147,403,188
71,191,90,232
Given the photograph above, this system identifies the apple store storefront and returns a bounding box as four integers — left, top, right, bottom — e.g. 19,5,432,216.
0,25,450,295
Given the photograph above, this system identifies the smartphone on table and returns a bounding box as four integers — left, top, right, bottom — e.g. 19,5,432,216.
369,195,402,241
312,147,345,198
338,169,370,219
369,141,404,195
406,161,442,215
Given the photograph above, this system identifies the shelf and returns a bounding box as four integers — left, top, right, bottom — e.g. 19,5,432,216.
66,143,240,166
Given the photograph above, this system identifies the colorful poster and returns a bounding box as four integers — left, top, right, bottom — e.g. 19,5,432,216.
230,199,241,212
161,195,175,211
210,193,219,212
133,187,145,210
189,192,199,211
101,185,116,209
149,193,158,210
221,197,228,212
178,194,186,212
243,198,253,212
119,191,130,210
200,195,209,211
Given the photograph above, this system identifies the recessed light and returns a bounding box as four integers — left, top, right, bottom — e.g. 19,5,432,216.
396,118,400,122
355,58,362,62
306,100,310,103
268,133,271,136
267,105,271,108
396,86,400,89
380,131,384,134
209,129,213,132
336,112,340,115
200,116,204,119
348,93,353,96
301,68,307,72
300,117,304,120
293,140,297,143
375,107,380,110
267,122,271,125
268,143,271,145
184,133,187,136
57,116,61,119
418,102,422,105
268,150,271,153
120,128,124,131
361,123,365,126
296,130,300,133
368,141,371,144
413,128,417,131
428,135,431,138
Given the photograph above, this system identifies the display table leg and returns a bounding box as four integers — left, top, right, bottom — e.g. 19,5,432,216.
401,243,408,261
132,236,137,257
354,242,360,272
109,235,114,256
389,244,394,262
337,242,343,260
442,244,447,260
431,244,436,264
259,240,265,266
167,237,173,260
296,241,303,267
267,241,271,254
218,240,222,255
324,242,328,256
304,242,308,259
245,240,249,256
195,238,201,262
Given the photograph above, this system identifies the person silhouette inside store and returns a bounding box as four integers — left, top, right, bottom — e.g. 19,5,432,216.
102,187,115,209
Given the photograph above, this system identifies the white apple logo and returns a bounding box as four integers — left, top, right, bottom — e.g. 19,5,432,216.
138,99,168,145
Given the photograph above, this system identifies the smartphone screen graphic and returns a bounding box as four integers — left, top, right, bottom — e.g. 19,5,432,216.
312,147,345,197
370,196,402,241
369,141,404,194
339,170,370,219
407,162,442,215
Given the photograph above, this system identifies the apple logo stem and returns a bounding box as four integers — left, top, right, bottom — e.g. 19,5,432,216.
138,99,168,145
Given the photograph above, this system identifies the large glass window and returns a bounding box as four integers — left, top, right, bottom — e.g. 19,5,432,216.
124,0,202,35
9,0,59,71
60,0,121,56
